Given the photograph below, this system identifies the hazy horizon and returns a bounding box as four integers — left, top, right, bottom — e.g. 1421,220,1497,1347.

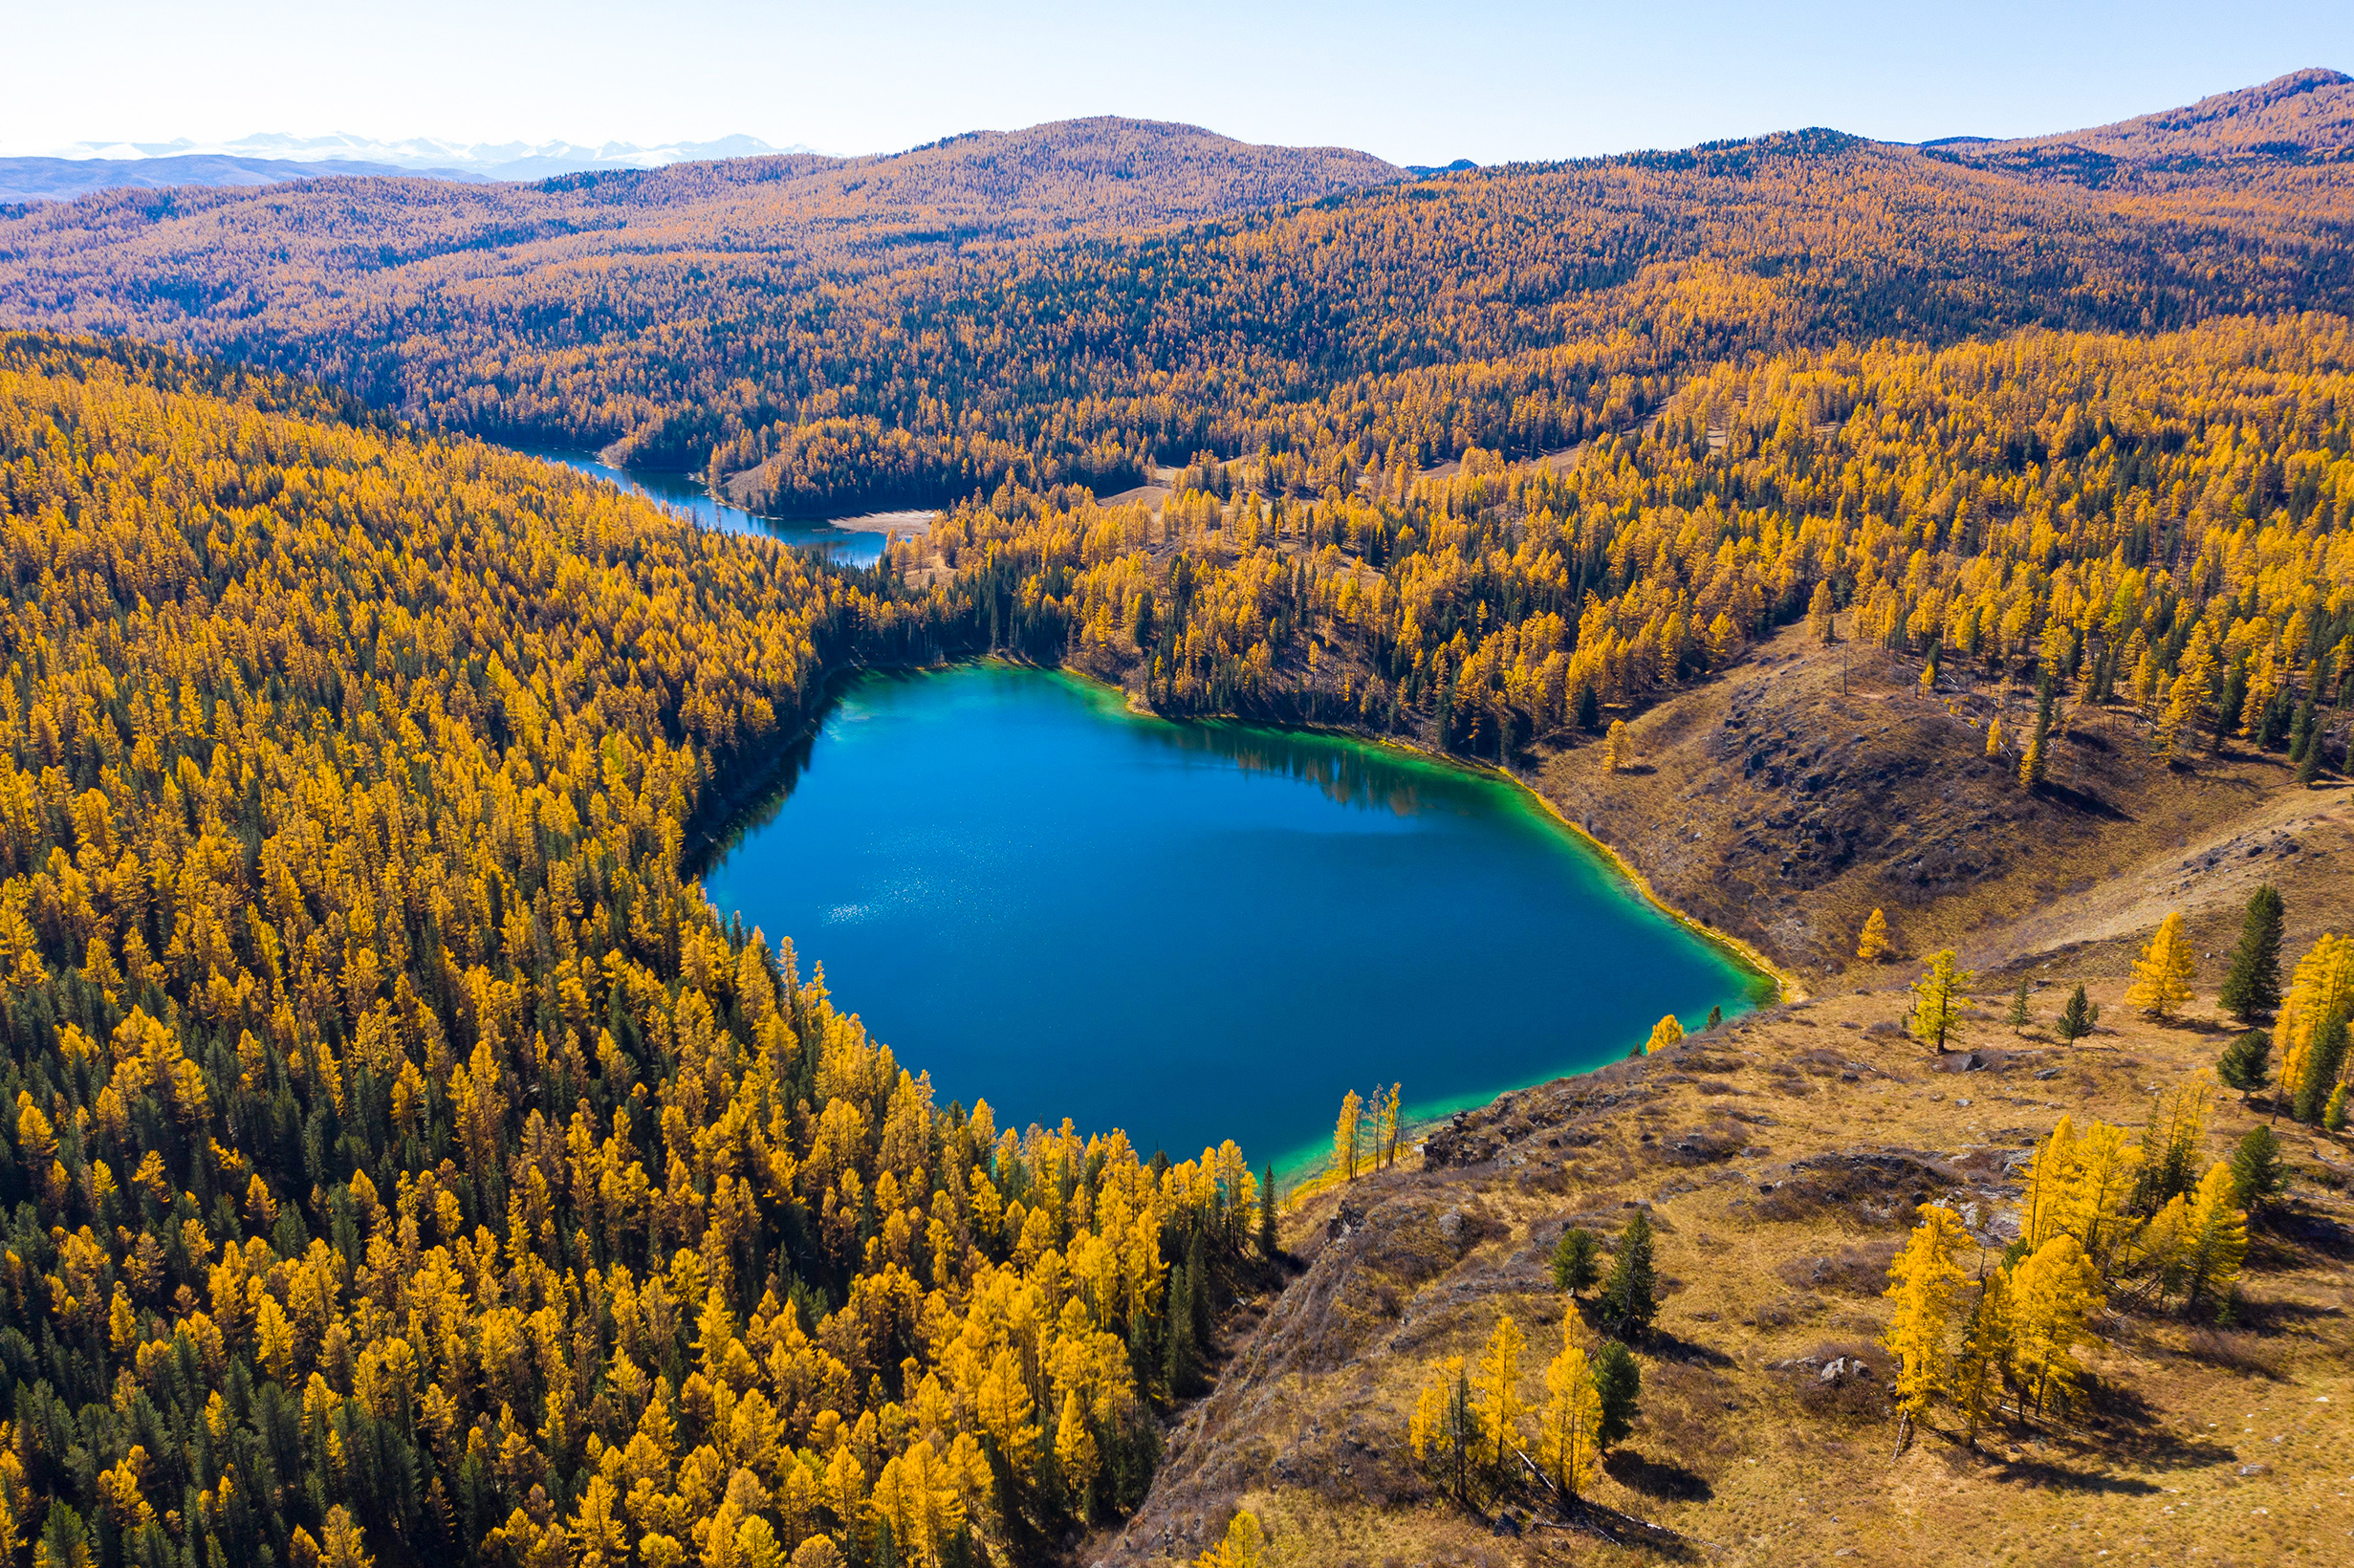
6,2,2348,168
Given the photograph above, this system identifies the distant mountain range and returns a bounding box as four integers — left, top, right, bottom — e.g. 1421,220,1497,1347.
0,132,803,203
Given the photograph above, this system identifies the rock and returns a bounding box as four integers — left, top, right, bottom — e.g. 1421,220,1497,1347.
1820,1358,1845,1382
2238,1463,2269,1476
2035,1068,2060,1080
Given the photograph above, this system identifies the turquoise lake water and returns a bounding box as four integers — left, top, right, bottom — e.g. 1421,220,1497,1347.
701,664,1769,1179
522,448,896,565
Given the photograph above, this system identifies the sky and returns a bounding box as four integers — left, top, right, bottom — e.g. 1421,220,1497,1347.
4,0,2350,165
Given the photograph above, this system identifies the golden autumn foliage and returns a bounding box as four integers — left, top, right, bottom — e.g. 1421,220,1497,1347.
0,338,1261,1568
2125,911,2198,1017
1887,1093,2253,1441
1856,908,1889,964
6,106,2353,515
875,317,2354,785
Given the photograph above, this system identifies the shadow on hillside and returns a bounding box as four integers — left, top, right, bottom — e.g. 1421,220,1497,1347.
1603,1448,1714,1502
2038,780,2130,819
2082,1380,2239,1470
1640,1328,1736,1368
2269,1207,2354,1262
1983,1451,2162,1494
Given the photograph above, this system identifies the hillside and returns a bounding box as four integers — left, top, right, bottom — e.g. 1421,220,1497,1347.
1532,621,2348,985
1929,67,2354,187
0,335,1260,1568
1112,947,2354,1566
3,85,2351,505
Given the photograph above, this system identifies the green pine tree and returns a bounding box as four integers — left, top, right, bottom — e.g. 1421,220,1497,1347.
1593,1339,1642,1447
1552,1227,1601,1296
2217,1029,2272,1103
2007,979,2032,1033
1598,1210,1659,1341
2219,885,2286,1023
2214,660,2248,747
1574,683,1601,732
1257,1164,1279,1259
2288,683,2319,764
1186,1227,1212,1354
2056,983,2100,1043
1163,1255,1202,1396
2228,1125,2287,1217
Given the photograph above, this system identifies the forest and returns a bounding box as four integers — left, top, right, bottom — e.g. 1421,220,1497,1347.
890,315,2354,770
0,62,2351,1568
3,80,2353,511
0,336,1261,1568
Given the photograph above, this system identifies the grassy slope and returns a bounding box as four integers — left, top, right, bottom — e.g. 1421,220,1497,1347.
1532,622,2350,987
1095,627,2354,1567
1111,978,2354,1568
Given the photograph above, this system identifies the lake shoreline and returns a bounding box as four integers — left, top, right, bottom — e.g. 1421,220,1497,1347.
1107,679,1799,1008
685,653,1794,1187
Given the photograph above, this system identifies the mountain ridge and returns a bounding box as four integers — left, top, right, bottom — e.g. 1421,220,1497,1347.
0,152,476,206
24,130,800,183
1924,67,2354,186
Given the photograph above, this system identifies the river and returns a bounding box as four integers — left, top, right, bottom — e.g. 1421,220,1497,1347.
519,447,912,566
700,663,1771,1179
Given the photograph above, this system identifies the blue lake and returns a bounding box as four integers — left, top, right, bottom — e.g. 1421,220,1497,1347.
521,448,903,566
701,664,1770,1179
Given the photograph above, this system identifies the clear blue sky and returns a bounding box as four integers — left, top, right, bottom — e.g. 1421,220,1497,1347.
6,1,2349,164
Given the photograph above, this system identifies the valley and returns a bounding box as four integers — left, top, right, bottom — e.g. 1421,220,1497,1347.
0,56,2352,1568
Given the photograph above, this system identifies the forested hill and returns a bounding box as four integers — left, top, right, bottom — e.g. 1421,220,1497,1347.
2,81,2348,513
0,334,1263,1568
1928,66,2354,185
0,115,1401,438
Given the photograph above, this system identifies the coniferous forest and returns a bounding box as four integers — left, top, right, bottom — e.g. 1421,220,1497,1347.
0,60,2352,1568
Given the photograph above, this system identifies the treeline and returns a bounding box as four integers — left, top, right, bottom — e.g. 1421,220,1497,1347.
884,316,2354,771
0,336,1261,1568
6,121,2354,512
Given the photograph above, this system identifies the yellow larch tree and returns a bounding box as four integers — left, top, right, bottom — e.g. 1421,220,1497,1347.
2278,933,2354,1106
1472,1315,1528,1473
2007,1235,2103,1419
1333,1089,1363,1180
1908,950,1973,1053
1536,1341,1603,1501
2125,911,2196,1018
1857,907,1890,963
1881,1204,1973,1423
1193,1511,1264,1568
1951,1265,2016,1444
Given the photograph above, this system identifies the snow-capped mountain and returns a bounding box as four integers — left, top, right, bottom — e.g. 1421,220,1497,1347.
34,133,804,182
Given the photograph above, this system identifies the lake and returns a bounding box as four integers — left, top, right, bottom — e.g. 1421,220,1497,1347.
701,664,1771,1179
519,447,905,566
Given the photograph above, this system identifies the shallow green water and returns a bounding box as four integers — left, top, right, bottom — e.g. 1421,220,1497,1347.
702,664,1769,1177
